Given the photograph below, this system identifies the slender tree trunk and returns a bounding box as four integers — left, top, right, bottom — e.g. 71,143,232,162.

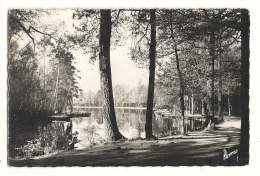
239,9,250,165
201,100,205,115
189,96,192,114
61,93,66,113
169,12,186,135
54,60,60,112
218,54,223,120
185,99,187,112
228,93,231,116
69,98,73,113
188,96,191,114
197,99,200,112
34,91,37,109
190,119,194,131
173,104,176,116
43,47,47,110
191,94,194,115
99,10,125,141
209,31,216,127
145,9,156,139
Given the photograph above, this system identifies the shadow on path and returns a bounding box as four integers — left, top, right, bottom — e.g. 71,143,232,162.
9,116,243,166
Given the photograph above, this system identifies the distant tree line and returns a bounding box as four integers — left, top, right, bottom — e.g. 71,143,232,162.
76,80,161,108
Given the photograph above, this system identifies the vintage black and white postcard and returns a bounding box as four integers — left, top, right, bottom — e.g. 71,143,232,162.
1,0,258,174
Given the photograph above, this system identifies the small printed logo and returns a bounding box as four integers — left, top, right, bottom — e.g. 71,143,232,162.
223,149,238,161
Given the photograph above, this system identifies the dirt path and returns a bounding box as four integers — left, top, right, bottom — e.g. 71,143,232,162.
9,116,241,166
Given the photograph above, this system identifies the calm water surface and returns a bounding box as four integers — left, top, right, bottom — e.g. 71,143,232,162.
59,107,205,149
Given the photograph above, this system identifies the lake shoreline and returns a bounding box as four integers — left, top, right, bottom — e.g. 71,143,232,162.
8,116,241,166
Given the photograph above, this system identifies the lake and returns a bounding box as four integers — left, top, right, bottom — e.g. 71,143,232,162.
9,107,206,159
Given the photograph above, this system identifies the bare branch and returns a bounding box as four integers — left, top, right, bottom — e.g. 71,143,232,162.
28,25,57,40
111,10,122,27
12,16,57,52
15,19,36,51
136,22,149,46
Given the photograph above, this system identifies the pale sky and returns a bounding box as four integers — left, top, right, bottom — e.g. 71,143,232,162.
72,43,149,93
58,10,149,93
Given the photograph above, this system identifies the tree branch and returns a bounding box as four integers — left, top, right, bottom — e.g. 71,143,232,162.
13,17,57,51
111,10,122,27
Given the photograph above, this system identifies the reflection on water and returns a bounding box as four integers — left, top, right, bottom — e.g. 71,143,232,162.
53,108,206,149
9,107,205,159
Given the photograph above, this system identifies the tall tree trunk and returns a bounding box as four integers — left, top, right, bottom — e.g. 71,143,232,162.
228,93,231,116
169,12,185,135
218,54,223,120
99,10,125,141
61,92,67,113
54,60,60,112
43,47,47,110
188,96,191,114
145,9,156,139
34,91,37,109
201,100,205,115
185,98,188,112
209,31,216,127
68,97,73,113
239,9,250,165
206,80,210,116
173,104,176,115
191,94,194,115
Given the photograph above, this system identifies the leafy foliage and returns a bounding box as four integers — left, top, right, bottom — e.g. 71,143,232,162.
8,10,81,114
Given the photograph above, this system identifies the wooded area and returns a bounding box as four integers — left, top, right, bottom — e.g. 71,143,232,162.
8,9,249,165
